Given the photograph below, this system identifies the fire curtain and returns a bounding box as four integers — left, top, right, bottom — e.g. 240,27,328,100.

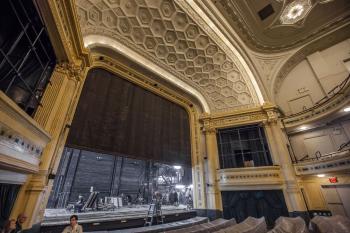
66,68,191,166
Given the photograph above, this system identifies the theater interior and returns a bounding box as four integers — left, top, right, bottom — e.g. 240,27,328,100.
0,0,350,232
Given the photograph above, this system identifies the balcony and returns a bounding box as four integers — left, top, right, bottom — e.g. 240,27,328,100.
217,166,283,190
0,92,51,173
294,149,350,176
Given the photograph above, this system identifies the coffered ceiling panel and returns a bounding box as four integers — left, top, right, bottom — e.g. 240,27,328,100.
76,0,261,112
213,0,350,52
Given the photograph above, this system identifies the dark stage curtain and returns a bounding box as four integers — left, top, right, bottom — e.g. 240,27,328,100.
66,68,191,166
0,183,20,228
221,190,289,227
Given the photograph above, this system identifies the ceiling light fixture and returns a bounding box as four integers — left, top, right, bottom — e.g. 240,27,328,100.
299,126,308,130
344,107,350,112
317,174,325,178
280,0,312,25
173,165,182,170
287,4,304,19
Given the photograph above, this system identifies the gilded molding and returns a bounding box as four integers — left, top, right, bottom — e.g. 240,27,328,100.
199,103,279,130
218,166,283,189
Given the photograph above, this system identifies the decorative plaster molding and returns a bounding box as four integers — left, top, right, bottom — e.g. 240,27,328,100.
294,150,350,176
0,92,51,173
273,24,350,95
282,80,350,128
199,103,277,130
0,92,51,148
76,0,263,112
218,166,283,190
212,0,350,52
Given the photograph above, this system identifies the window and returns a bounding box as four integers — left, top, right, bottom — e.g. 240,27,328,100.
0,0,56,116
217,124,272,169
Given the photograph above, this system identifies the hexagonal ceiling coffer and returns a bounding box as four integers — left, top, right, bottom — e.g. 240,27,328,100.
76,0,255,110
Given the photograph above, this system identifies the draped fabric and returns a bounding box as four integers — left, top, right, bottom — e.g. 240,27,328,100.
0,183,20,228
66,68,191,166
221,190,289,227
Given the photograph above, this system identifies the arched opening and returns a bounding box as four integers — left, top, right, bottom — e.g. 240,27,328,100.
44,67,196,229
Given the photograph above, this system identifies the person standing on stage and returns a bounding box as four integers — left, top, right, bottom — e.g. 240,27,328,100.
62,215,83,233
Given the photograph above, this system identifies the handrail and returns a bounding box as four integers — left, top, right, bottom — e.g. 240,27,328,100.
299,154,309,161
294,148,350,164
282,74,350,119
338,140,350,151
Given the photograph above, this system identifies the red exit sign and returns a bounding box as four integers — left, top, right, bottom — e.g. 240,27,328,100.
329,177,338,183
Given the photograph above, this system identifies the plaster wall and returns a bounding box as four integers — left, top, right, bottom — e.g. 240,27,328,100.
289,118,350,161
277,39,350,115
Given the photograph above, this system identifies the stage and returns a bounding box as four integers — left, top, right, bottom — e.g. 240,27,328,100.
41,205,197,232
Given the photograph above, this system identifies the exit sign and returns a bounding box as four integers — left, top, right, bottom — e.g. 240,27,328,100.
329,177,338,183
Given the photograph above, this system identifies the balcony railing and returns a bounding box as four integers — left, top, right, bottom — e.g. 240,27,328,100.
294,149,350,176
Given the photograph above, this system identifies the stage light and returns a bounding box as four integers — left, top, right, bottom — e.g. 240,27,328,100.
317,174,325,178
188,184,193,189
175,184,185,189
173,165,182,170
344,107,350,112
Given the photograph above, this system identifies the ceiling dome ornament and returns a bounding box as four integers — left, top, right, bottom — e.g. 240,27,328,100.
280,0,312,25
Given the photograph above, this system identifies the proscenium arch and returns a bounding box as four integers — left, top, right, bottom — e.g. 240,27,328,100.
73,53,206,208
84,34,211,113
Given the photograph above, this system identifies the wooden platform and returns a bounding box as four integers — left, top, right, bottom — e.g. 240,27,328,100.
41,205,196,233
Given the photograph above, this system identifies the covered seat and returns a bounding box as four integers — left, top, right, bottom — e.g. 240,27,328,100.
310,215,350,233
268,216,308,233
215,216,267,233
166,218,236,233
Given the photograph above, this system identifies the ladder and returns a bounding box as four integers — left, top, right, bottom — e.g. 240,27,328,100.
144,203,163,226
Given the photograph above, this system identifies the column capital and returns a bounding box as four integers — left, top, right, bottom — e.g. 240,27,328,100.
55,62,84,82
202,127,217,135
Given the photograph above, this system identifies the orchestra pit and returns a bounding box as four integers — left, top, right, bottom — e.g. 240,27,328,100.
0,0,350,233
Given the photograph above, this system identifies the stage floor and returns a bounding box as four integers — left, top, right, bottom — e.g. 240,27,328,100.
42,205,195,232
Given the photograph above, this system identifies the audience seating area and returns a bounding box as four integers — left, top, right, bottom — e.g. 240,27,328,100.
160,215,350,233
166,218,236,233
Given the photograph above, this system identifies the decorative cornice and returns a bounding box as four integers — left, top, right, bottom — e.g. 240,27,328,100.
199,103,278,130
36,0,91,66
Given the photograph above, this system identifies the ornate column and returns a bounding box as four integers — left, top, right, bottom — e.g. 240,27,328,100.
203,127,223,215
264,108,307,218
10,63,86,227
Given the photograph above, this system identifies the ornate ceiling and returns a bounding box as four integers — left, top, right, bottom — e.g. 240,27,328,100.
213,0,350,52
76,0,262,112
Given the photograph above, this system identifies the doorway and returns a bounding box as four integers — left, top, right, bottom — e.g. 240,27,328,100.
321,185,350,217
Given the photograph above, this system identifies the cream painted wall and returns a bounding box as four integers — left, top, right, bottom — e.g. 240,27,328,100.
276,39,350,115
289,119,350,161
